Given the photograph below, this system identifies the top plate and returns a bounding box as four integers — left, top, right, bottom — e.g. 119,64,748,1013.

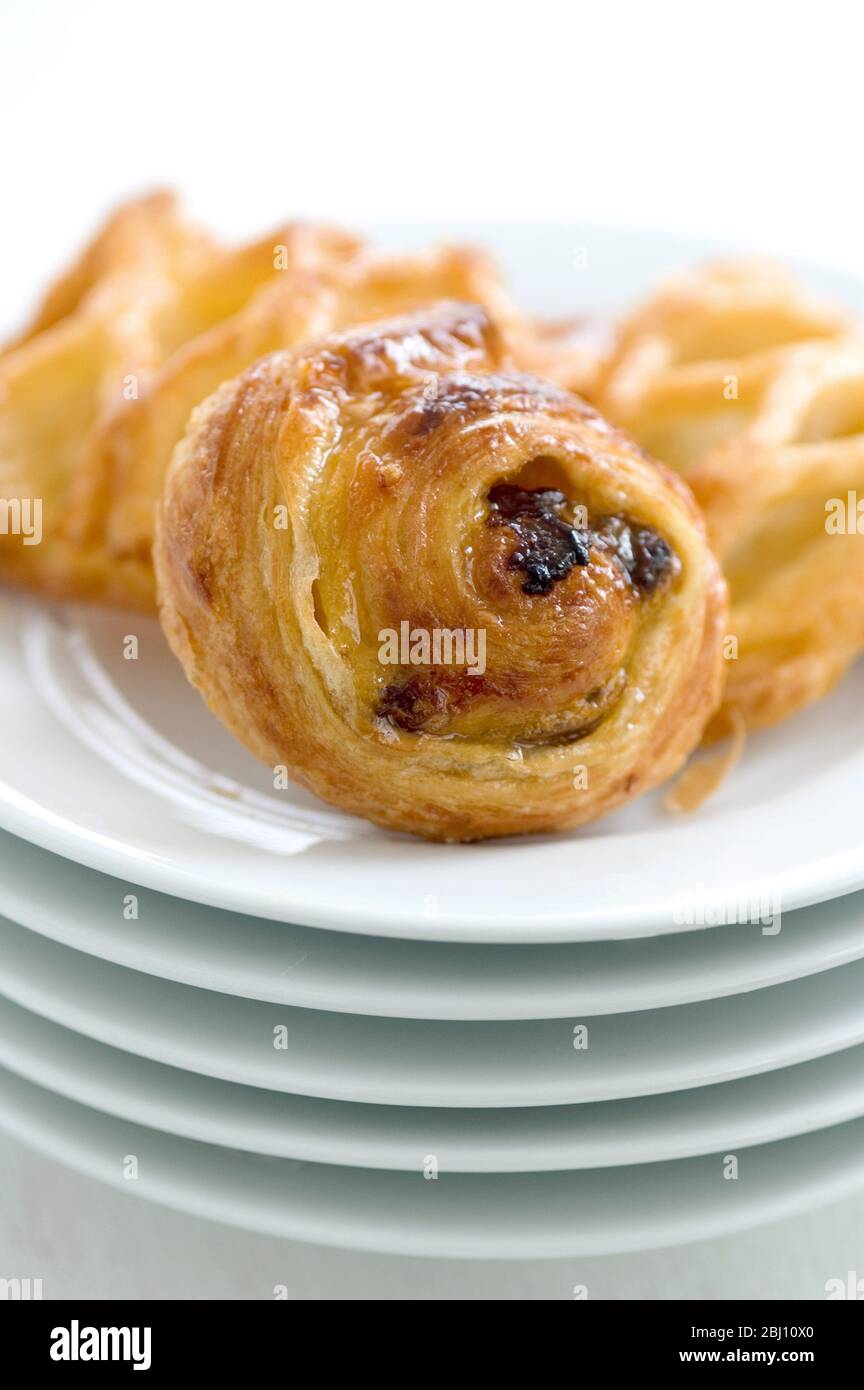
1,221,863,942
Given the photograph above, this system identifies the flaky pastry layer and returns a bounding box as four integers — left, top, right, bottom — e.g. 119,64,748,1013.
155,303,726,840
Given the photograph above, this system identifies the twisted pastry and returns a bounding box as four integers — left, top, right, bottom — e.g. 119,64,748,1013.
688,341,864,733
0,192,359,606
0,191,210,604
155,303,726,841
598,259,864,734
3,189,215,353
599,260,852,475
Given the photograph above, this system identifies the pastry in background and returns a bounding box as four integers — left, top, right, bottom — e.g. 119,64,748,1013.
598,260,864,735
521,315,612,402
688,341,864,733
0,192,359,606
0,191,211,604
2,189,215,353
598,260,851,474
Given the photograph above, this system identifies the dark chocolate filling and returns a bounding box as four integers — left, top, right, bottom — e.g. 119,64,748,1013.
376,671,484,733
377,678,450,733
487,483,590,595
487,484,677,597
593,515,677,594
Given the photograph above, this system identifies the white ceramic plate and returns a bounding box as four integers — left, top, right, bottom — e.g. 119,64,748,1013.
3,992,864,1172
2,1062,864,1258
1,225,864,943
3,829,864,1020
4,915,864,1108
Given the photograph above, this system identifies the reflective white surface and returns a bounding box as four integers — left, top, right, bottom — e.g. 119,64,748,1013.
4,916,864,1108
1,1064,864,1259
6,1120,863,1297
3,994,864,1172
2,830,864,1019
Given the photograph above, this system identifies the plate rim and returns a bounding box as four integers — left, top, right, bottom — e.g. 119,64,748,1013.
2,828,864,1018
4,914,864,1109
3,991,864,1172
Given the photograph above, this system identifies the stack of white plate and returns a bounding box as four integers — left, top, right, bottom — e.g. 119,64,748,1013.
2,225,864,1259
0,589,863,1259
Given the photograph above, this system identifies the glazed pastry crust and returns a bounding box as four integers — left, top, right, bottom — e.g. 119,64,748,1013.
155,303,727,841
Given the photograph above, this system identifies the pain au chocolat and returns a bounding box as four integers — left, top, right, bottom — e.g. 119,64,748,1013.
155,303,726,840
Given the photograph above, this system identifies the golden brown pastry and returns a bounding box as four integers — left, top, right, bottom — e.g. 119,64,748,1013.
598,259,864,735
598,260,852,474
0,191,210,604
2,189,215,353
154,303,727,841
688,341,864,733
0,192,360,606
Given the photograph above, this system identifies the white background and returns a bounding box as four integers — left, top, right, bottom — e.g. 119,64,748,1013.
2,0,864,1299
3,0,864,323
